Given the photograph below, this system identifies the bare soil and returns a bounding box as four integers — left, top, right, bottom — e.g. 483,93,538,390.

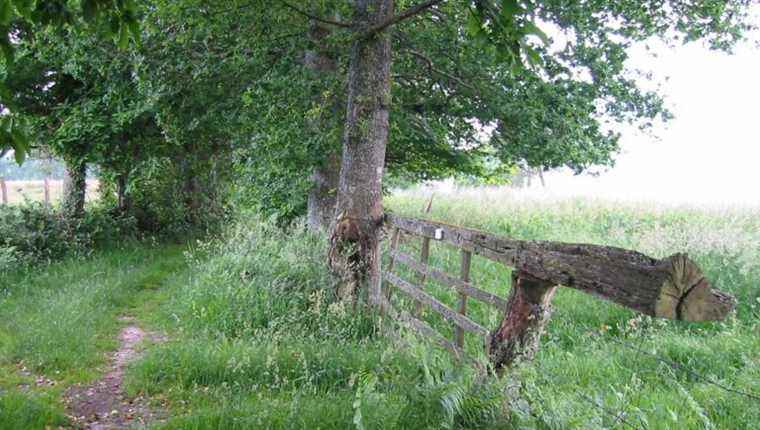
64,318,166,429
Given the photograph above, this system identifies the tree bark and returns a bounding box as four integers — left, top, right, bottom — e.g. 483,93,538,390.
62,159,86,219
489,272,557,370
116,173,132,214
0,177,7,205
307,152,340,231
329,0,394,303
182,163,201,225
386,214,735,323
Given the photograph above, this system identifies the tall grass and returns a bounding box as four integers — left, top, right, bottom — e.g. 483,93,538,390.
2,186,757,429
127,216,511,429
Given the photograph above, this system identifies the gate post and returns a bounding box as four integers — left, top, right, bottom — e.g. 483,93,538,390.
489,272,557,371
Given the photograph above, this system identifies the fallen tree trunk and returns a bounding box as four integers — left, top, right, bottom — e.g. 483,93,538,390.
385,214,736,370
386,214,735,323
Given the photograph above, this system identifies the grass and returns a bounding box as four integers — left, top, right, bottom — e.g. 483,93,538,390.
124,219,506,429
386,186,760,429
0,243,188,430
1,187,758,429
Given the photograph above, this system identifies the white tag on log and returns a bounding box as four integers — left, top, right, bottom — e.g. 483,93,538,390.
434,228,444,240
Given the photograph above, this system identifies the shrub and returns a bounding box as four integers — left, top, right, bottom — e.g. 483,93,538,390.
0,202,137,269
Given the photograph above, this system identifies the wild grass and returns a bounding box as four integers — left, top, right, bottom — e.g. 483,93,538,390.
1,186,758,429
126,217,507,429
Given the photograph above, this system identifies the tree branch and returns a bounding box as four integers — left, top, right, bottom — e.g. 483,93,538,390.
401,47,477,93
281,1,353,28
362,0,446,38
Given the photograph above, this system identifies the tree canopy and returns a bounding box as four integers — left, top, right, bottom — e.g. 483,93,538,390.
0,0,756,286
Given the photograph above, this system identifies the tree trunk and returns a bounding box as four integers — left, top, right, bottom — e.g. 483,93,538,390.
182,165,201,225
386,213,735,323
116,173,132,214
307,152,340,231
489,272,557,370
329,0,394,303
62,159,86,219
43,177,50,207
0,177,7,205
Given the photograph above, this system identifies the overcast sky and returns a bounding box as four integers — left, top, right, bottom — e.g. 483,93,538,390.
541,28,760,206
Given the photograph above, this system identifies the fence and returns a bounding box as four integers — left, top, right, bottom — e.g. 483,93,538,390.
377,213,736,370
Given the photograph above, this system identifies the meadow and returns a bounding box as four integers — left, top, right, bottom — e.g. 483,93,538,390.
0,180,99,206
1,187,758,429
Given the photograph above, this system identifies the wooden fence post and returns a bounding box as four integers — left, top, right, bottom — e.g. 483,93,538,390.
413,236,431,317
455,250,472,348
384,227,401,302
43,177,51,206
489,272,557,371
0,177,7,205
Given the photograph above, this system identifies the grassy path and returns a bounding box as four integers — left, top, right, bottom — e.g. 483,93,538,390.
0,244,188,429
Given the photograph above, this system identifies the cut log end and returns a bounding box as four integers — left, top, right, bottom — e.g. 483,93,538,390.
655,253,736,322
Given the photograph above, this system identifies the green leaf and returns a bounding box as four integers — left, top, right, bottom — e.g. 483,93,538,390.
117,25,129,49
0,28,13,64
501,0,522,21
13,143,26,164
523,44,541,66
12,0,34,18
0,0,11,25
82,0,98,22
109,15,120,35
465,10,482,38
523,21,549,45
127,17,140,45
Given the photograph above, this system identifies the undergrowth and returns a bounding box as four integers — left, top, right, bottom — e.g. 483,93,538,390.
2,190,758,429
126,215,511,429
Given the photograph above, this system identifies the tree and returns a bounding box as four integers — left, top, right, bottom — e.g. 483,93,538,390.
274,0,754,302
0,0,141,162
3,24,139,218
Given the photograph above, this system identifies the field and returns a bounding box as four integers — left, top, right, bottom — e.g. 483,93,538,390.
1,187,758,429
0,180,100,205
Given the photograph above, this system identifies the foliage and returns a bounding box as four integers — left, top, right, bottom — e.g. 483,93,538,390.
0,201,137,267
2,0,756,224
0,0,142,160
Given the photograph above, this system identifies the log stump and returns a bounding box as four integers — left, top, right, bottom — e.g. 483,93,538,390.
489,272,557,370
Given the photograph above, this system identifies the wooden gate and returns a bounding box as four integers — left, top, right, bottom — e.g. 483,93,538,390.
377,213,736,369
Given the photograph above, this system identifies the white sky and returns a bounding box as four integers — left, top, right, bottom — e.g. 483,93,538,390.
540,31,760,206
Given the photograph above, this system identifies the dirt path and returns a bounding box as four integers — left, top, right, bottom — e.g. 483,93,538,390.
64,318,166,429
